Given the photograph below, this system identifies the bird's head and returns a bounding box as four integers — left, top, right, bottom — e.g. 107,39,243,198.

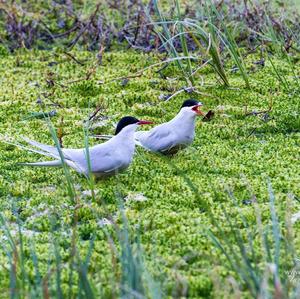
115,116,153,135
180,99,204,116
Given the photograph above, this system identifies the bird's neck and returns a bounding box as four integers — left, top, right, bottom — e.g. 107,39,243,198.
171,110,197,128
113,124,137,145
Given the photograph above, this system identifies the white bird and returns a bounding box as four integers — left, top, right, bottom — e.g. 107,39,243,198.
134,99,204,155
19,116,153,178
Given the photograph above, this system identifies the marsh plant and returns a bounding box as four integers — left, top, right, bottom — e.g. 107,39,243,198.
0,208,161,298
1,180,300,298
148,0,300,90
0,0,300,298
1,114,299,297
207,183,300,298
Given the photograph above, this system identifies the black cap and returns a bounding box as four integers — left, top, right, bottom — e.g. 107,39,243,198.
181,99,199,108
115,116,139,135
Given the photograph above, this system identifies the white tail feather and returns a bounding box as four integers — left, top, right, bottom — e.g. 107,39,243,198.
21,136,60,157
0,138,57,159
20,160,62,167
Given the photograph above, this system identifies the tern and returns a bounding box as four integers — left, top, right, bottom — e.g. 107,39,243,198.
134,99,204,155
19,116,153,178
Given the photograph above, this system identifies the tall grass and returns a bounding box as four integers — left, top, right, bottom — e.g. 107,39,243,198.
116,200,162,299
149,0,300,91
154,155,300,297
83,105,96,201
148,0,195,86
0,201,162,298
2,176,299,298
174,0,194,86
250,7,300,91
149,0,252,88
203,0,250,88
207,181,300,298
46,118,77,202
149,0,229,87
158,153,300,297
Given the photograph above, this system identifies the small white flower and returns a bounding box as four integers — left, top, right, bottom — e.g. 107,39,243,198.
216,105,225,112
125,193,148,202
82,190,98,197
97,218,112,227
291,211,300,224
90,119,110,130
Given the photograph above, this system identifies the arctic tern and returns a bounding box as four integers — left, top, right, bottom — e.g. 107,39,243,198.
134,99,204,154
20,116,153,178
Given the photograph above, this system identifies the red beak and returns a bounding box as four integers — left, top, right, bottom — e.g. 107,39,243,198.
192,104,204,116
137,120,153,125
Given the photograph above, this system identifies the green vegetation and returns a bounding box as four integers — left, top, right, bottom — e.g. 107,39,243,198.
0,46,299,297
1,0,300,297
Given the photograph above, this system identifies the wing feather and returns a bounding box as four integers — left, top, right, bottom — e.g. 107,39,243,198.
19,135,128,175
135,124,176,152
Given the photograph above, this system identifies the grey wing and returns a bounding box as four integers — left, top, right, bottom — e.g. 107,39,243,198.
87,144,125,173
61,148,85,162
138,124,176,152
